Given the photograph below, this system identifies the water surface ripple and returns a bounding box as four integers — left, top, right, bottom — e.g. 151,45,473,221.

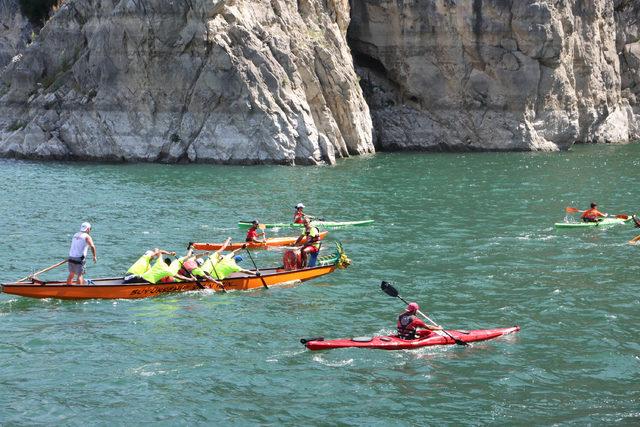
1,144,639,425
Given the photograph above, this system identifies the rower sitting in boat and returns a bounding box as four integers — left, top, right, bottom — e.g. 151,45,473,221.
581,203,608,222
246,220,266,243
397,303,442,340
210,249,257,280
294,218,321,267
142,257,192,284
293,203,306,224
123,248,175,283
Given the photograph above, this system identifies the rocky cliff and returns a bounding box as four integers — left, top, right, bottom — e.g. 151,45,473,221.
0,0,32,69
0,0,373,164
0,0,638,163
616,0,640,140
349,0,637,151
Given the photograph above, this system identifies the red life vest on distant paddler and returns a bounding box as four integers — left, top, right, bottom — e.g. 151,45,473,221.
397,312,428,339
294,210,305,224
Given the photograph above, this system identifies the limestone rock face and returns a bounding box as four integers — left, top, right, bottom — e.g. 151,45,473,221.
616,0,640,140
0,0,373,164
0,0,32,69
349,0,636,151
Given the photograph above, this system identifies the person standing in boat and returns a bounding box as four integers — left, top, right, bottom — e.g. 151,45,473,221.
397,303,442,340
66,222,97,285
294,218,321,267
580,203,608,222
245,220,266,243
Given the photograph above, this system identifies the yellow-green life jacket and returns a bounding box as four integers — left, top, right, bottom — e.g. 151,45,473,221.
201,253,222,276
141,257,179,284
301,226,321,250
213,254,242,279
126,253,152,276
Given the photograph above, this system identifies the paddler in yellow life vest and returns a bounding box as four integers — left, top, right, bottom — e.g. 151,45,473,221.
175,246,223,284
294,218,321,267
199,243,257,280
141,256,192,284
210,248,257,280
123,248,176,283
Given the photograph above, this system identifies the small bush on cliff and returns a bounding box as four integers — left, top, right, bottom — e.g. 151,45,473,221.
18,0,64,26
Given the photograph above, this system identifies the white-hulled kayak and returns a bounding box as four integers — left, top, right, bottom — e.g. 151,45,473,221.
238,220,374,229
554,217,630,228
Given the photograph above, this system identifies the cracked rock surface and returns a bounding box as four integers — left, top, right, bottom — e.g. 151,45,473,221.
0,0,31,69
349,0,637,151
0,0,373,164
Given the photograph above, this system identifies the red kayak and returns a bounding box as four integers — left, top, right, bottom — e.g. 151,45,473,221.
301,326,520,351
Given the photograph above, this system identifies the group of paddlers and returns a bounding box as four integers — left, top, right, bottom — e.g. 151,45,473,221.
64,203,325,286
122,239,256,285
245,203,323,267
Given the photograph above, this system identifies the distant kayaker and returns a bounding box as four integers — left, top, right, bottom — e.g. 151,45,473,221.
294,217,321,267
397,303,442,340
66,222,97,285
293,203,306,224
123,248,175,283
581,203,608,222
245,220,266,243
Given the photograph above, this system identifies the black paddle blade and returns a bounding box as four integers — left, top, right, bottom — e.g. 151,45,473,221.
300,337,324,345
380,281,399,297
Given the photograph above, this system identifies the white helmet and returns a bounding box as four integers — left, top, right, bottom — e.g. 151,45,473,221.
80,222,91,232
295,203,305,209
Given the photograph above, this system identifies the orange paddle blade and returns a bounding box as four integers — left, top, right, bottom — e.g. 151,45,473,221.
258,224,266,230
615,214,629,220
565,207,580,213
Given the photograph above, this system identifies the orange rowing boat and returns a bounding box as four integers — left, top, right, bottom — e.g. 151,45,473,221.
1,243,350,300
192,231,328,251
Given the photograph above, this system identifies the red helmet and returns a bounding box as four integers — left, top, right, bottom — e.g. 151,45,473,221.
406,302,420,313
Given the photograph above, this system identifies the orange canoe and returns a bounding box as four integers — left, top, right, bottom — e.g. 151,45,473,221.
192,231,328,251
1,243,350,300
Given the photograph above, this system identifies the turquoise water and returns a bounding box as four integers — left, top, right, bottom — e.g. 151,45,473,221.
1,144,639,425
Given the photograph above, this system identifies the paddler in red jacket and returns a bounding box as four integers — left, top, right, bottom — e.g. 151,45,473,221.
293,203,306,224
245,220,266,243
397,303,442,340
580,203,608,222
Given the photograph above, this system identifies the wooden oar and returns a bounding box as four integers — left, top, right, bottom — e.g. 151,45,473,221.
245,247,269,289
16,259,68,282
380,281,469,346
629,235,640,245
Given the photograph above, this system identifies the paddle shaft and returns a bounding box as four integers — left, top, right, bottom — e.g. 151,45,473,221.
245,248,269,289
17,259,68,282
208,259,227,293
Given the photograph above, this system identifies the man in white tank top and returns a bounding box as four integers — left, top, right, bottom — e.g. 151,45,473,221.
66,222,98,285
